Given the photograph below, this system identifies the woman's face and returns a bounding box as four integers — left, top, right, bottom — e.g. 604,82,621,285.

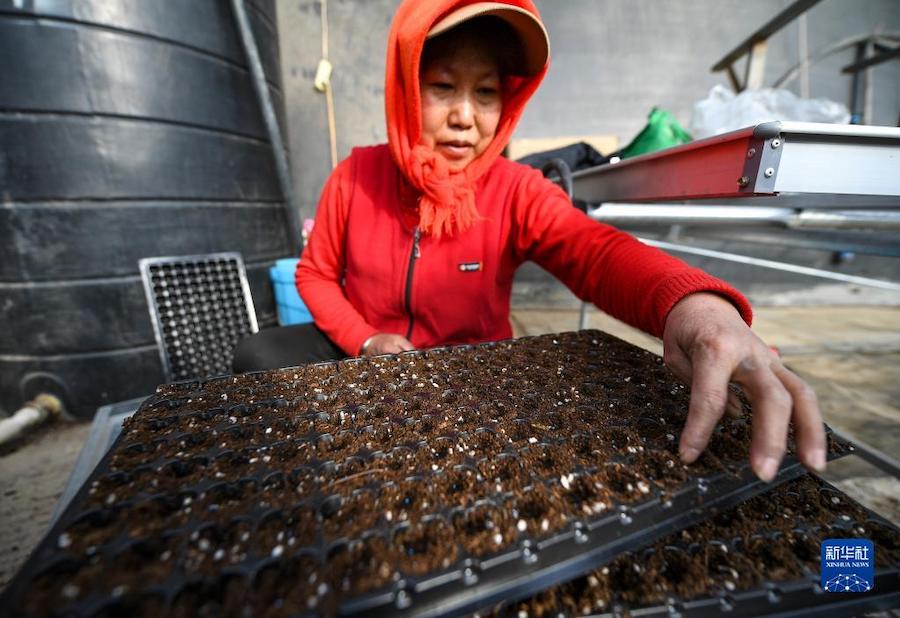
419,44,502,172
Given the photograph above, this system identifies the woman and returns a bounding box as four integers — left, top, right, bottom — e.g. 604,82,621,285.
235,0,826,483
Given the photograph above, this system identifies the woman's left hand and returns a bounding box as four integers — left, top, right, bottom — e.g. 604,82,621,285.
662,292,827,482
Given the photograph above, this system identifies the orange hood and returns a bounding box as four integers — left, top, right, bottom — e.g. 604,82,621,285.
385,0,549,238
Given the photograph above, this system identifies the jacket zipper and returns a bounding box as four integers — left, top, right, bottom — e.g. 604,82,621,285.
404,227,421,340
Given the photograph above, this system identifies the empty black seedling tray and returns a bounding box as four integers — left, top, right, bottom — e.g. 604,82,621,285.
0,331,853,617
503,474,900,618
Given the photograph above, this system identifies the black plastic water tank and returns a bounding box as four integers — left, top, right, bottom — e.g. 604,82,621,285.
0,0,293,418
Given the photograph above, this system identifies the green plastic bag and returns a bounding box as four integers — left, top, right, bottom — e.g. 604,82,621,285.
619,107,692,159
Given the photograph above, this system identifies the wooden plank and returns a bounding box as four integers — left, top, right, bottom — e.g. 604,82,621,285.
744,39,769,90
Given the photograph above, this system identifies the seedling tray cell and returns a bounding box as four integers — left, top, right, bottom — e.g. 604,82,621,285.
504,474,900,617
0,331,852,617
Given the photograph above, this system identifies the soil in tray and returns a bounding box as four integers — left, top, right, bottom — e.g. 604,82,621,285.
503,473,900,617
11,331,792,617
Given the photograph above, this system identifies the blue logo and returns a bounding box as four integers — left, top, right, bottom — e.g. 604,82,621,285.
821,539,874,593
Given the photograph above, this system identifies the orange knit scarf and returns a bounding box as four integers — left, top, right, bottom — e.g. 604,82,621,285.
385,0,548,238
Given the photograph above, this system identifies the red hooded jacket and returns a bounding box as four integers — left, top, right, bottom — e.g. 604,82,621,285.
296,0,752,355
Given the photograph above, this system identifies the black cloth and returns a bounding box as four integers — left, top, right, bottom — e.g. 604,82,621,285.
515,141,612,173
232,323,346,373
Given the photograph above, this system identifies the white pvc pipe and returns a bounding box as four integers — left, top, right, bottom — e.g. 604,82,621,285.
0,395,62,446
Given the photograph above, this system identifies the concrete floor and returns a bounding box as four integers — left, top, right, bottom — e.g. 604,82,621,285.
0,421,91,592
2,297,899,594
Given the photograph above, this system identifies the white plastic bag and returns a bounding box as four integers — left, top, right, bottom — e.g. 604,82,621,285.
689,84,850,139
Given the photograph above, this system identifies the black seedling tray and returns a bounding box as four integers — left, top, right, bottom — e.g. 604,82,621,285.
586,572,900,618
503,475,900,618
0,331,853,618
341,458,834,617
139,253,258,382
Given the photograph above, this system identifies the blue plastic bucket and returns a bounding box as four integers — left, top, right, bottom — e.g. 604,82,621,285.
270,258,313,326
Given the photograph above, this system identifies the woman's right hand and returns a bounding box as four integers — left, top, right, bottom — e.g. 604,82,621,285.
361,333,416,356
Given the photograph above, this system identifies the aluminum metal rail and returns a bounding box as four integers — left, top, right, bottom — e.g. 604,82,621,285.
828,427,900,479
791,209,900,230
639,238,900,292
643,229,900,259
571,121,900,205
589,204,900,230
